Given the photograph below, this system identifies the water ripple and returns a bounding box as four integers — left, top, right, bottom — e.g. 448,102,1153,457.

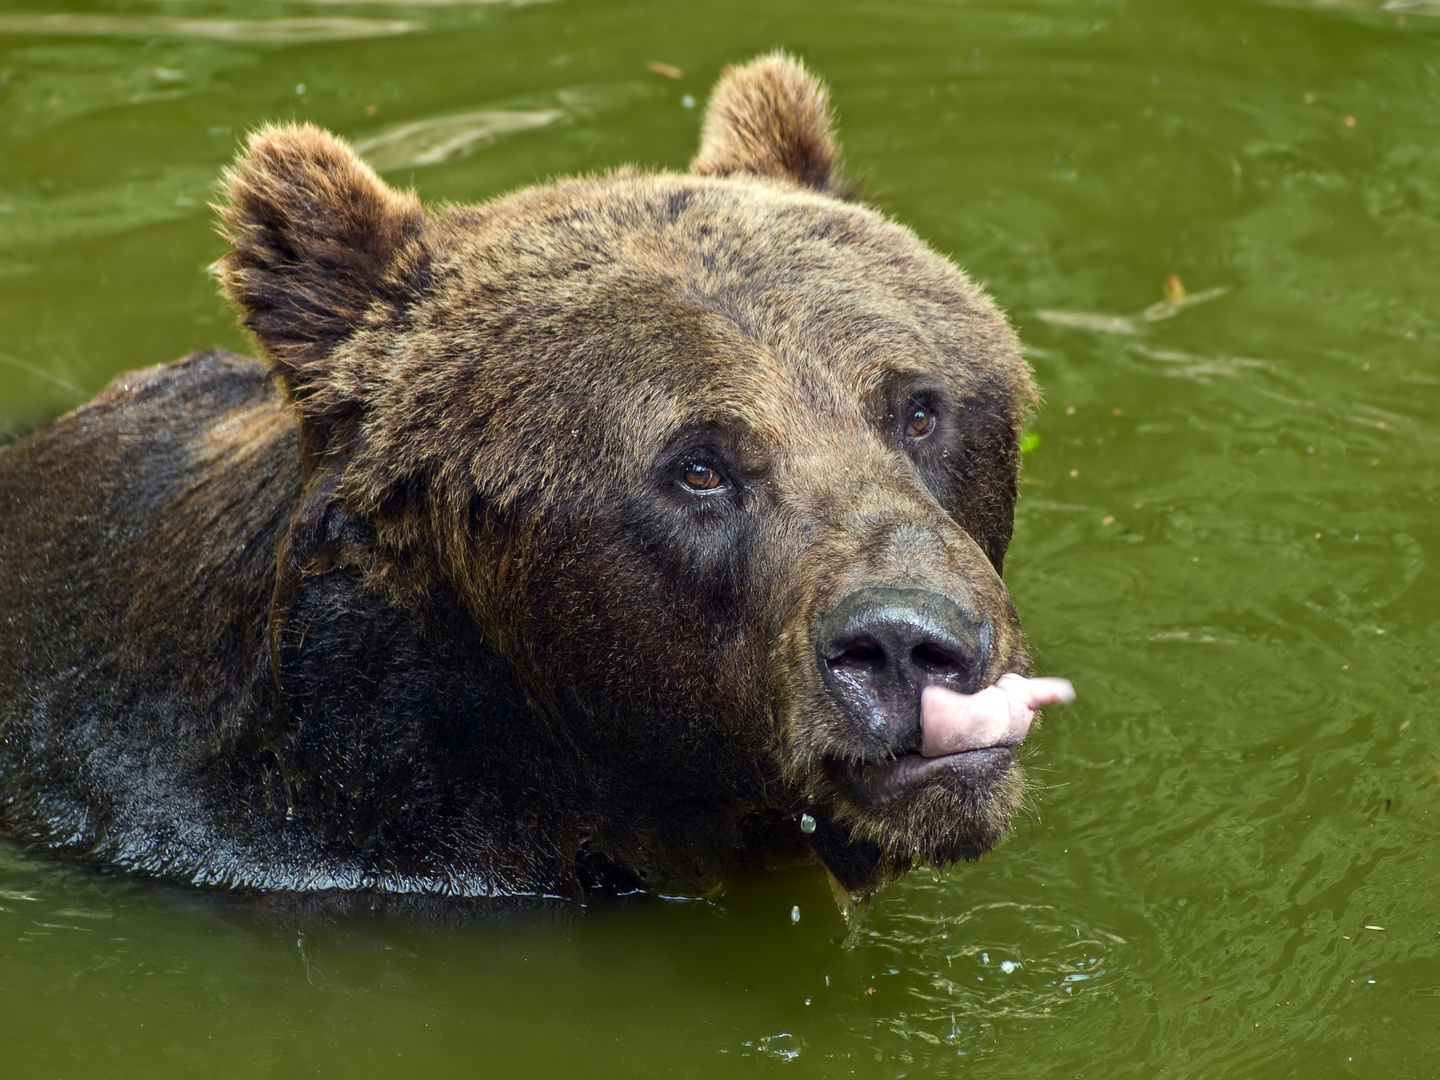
0,15,420,42
353,85,645,170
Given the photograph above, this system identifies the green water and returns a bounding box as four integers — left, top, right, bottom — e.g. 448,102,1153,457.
2,0,1438,1074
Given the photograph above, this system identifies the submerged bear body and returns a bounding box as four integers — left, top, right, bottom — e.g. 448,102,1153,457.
0,56,1060,901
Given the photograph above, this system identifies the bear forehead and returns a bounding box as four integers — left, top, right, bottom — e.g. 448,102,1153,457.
387,172,1028,443
334,171,1032,511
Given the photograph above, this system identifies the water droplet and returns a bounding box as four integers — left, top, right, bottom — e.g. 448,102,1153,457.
799,813,816,834
1000,960,1020,974
791,905,801,923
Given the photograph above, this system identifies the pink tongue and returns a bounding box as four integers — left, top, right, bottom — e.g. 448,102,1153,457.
920,674,1076,757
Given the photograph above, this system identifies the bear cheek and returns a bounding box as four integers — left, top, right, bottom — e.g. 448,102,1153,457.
517,522,771,745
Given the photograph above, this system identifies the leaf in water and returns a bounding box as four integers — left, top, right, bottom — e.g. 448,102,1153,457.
1164,271,1187,304
0,16,420,43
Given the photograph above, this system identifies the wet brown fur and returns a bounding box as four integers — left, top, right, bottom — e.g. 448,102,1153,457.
0,54,1038,900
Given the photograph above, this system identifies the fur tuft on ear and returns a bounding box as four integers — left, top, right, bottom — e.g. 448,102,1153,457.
214,123,427,429
691,52,842,194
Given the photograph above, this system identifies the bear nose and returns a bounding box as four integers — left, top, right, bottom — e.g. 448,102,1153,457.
816,586,989,747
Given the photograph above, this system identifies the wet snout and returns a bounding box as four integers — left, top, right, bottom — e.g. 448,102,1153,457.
816,585,990,751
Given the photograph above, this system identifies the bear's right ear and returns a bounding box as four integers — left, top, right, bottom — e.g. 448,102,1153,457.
691,52,844,195
215,123,427,439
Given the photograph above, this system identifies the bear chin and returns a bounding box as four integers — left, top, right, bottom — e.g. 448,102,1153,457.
808,749,1024,887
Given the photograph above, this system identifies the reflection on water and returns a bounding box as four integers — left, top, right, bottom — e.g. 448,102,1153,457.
0,164,216,253
354,85,643,170
0,15,421,43
356,107,567,168
1035,285,1230,336
2,0,1439,1075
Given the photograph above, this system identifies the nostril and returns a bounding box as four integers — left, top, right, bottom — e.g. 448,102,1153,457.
830,638,885,669
911,641,960,675
816,586,991,741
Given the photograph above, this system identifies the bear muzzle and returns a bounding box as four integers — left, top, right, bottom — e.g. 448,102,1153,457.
814,584,1065,806
816,584,991,748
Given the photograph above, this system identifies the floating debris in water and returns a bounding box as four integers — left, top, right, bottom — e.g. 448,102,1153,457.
799,812,815,834
647,61,683,79
791,905,800,923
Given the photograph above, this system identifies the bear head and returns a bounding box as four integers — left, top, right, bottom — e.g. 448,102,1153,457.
215,54,1039,898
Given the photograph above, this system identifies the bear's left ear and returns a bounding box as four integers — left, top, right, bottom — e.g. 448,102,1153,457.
215,123,428,435
691,52,844,195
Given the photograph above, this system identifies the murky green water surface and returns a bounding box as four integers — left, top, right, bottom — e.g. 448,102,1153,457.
2,0,1438,1074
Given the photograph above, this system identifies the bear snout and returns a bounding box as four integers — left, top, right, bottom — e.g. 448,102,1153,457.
815,585,991,755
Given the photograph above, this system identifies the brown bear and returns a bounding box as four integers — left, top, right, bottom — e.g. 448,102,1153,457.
0,54,1066,903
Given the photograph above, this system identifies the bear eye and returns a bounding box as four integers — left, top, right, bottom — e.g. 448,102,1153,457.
904,400,936,440
680,462,725,492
